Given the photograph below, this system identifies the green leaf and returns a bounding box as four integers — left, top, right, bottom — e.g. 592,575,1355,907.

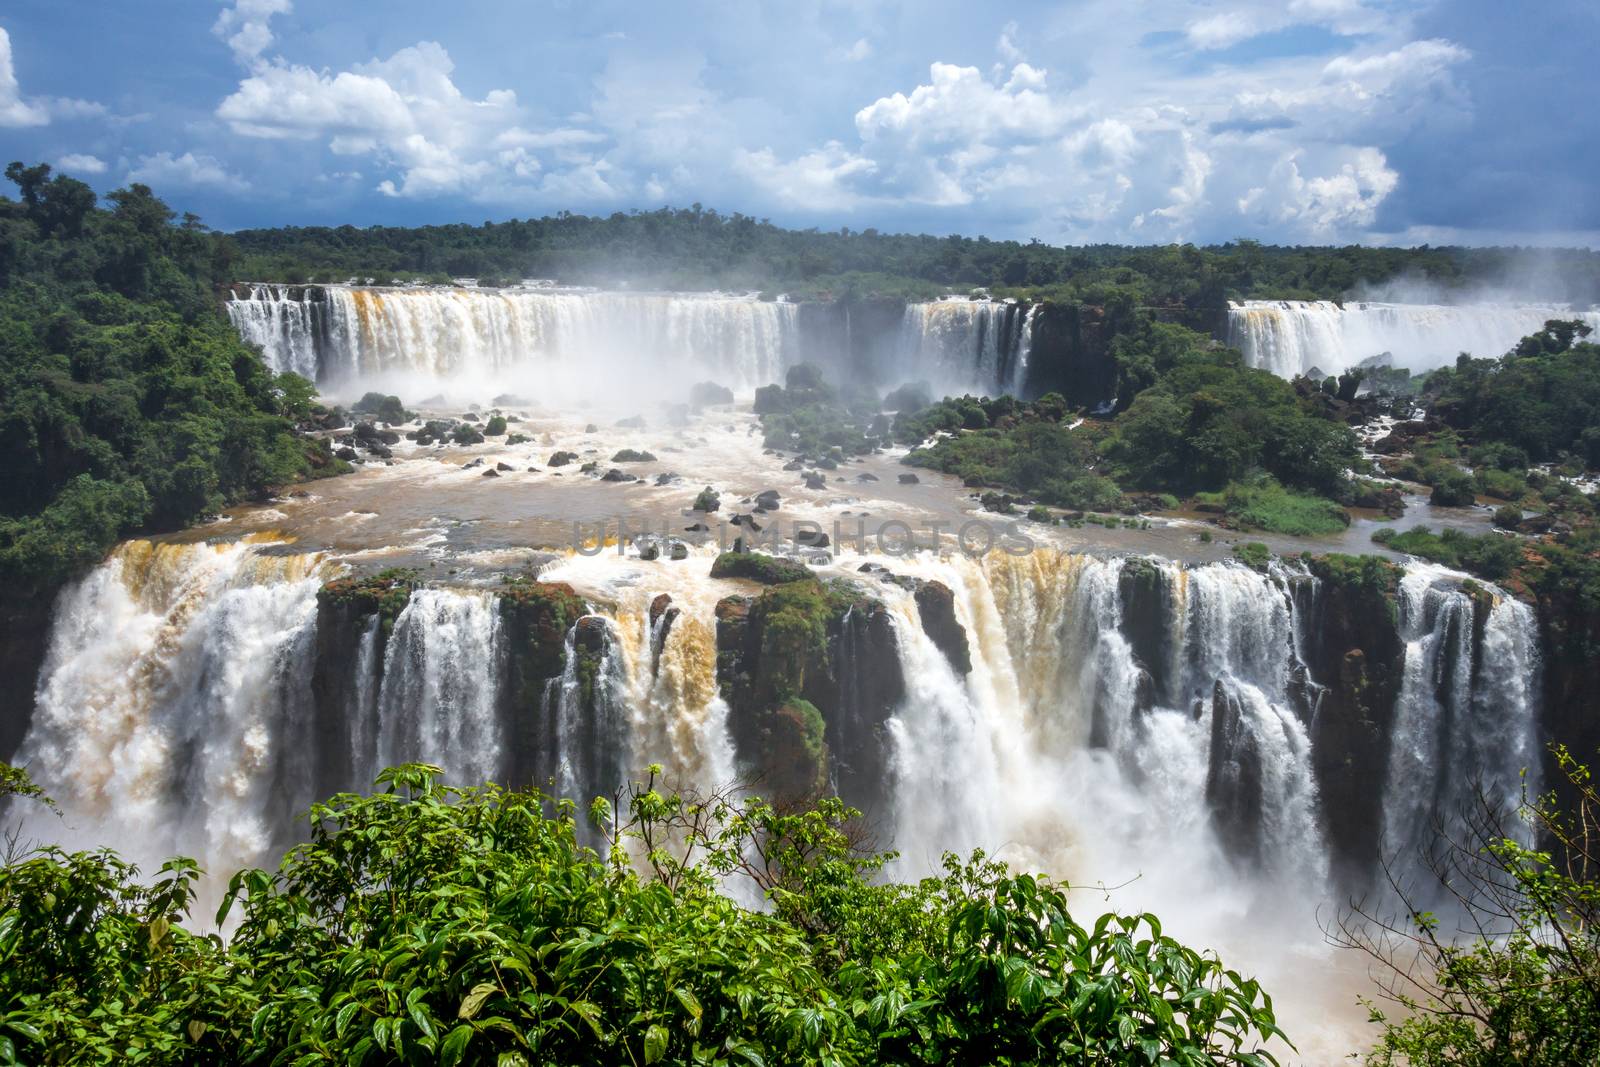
644,1022,669,1064
459,983,497,1020
441,1024,474,1066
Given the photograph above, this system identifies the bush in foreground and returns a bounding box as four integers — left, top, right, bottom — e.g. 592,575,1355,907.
0,764,1288,1065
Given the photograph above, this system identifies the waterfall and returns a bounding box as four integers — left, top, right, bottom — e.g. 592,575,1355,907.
895,298,1035,396
226,285,803,395
225,286,1040,399
1383,564,1540,873
367,588,507,786
19,537,326,878
1227,299,1600,377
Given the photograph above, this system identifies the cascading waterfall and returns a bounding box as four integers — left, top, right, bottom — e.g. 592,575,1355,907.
1227,299,1600,377
226,285,803,394
224,286,1040,399
1383,564,1541,873
367,589,507,787
895,298,1035,396
18,537,326,878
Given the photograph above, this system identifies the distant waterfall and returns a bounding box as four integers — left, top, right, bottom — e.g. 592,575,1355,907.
895,299,1036,396
225,285,1040,399
1227,299,1600,377
226,285,802,393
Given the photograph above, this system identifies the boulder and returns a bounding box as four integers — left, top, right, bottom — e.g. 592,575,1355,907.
897,473,920,484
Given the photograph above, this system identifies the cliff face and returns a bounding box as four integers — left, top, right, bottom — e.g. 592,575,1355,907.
1291,561,1406,891
0,595,54,763
1536,586,1600,813
715,577,905,810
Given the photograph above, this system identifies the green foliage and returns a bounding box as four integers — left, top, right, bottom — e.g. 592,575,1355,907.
223,206,1600,306
709,551,813,585
1196,477,1350,536
1233,542,1272,571
0,163,330,592
1428,469,1478,507
692,486,720,512
611,448,656,462
1426,321,1600,467
482,415,507,436
318,568,421,633
1104,343,1359,497
1304,553,1400,596
0,762,1290,1065
1356,747,1600,1066
1370,526,1524,580
351,392,409,424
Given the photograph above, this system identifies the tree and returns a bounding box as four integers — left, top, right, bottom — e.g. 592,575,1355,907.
1338,746,1600,1066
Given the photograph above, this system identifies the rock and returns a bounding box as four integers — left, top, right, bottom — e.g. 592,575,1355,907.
612,448,657,462
755,489,781,510
817,457,838,470
526,466,540,472
693,487,721,512
492,393,531,406
585,423,599,434
616,415,647,429
548,451,579,467
897,473,920,484
796,529,830,549
496,462,514,471
690,381,735,407
364,442,393,459
655,472,680,486
856,472,879,483
601,468,635,482
912,580,971,676
803,472,826,491
684,522,710,532
335,446,358,461
463,458,485,469
638,541,661,560
482,468,500,478
783,459,806,471
731,513,761,530
461,412,480,422
669,542,689,560
709,552,812,584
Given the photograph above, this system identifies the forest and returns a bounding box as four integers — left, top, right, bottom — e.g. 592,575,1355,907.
0,163,338,593
226,206,1600,306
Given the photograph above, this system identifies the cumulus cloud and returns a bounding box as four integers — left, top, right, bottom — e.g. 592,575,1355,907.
215,18,611,201
213,0,293,68
127,151,251,191
0,26,103,128
1185,0,1392,51
55,153,107,175
1238,147,1398,234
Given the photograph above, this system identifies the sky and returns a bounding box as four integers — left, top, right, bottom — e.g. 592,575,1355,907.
1,0,1596,246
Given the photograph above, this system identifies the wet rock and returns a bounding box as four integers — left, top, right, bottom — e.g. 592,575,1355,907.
690,381,735,407
730,513,762,530
856,472,879,483
684,522,710,532
669,541,689,560
693,487,721,512
803,472,827,491
585,423,599,433
496,462,514,472
335,446,358,462
482,468,500,478
796,529,830,549
755,489,781,510
548,451,578,467
612,449,657,462
783,459,806,471
912,580,971,676
638,541,660,560
656,472,681,486
600,468,635,482
817,457,838,470
897,473,920,484
463,458,485,469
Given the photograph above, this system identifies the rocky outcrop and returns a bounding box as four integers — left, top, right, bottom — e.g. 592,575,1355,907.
715,576,905,811
1206,681,1266,863
499,579,589,786
912,581,971,677
0,594,54,762
1293,556,1406,891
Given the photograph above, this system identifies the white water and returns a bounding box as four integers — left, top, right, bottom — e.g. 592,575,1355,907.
226,285,1039,401
369,588,507,787
1383,564,1541,875
894,298,1035,397
1227,299,1600,377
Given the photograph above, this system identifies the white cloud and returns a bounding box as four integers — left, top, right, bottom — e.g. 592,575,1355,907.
841,38,872,62
213,0,293,68
1238,147,1398,234
55,153,106,174
127,151,251,191
733,142,877,211
1186,11,1258,50
0,26,103,127
216,31,610,201
1185,0,1393,51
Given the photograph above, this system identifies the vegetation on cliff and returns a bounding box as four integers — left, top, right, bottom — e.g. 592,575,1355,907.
0,162,336,592
0,762,1290,1065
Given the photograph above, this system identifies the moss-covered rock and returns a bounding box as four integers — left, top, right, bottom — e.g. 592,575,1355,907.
317,568,420,634
500,578,587,683
710,551,812,585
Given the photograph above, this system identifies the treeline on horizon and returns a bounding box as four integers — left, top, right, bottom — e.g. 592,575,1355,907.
226,205,1600,306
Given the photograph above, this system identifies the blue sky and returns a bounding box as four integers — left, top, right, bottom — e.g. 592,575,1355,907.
2,0,1595,245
